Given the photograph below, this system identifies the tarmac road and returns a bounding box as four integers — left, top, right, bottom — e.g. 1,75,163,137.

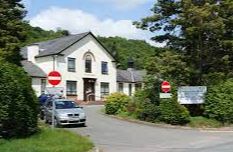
67,105,233,152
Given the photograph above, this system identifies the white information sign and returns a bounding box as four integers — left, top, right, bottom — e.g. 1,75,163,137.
160,93,172,99
45,87,64,96
178,86,207,104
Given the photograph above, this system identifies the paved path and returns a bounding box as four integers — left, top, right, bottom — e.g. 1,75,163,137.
67,105,233,152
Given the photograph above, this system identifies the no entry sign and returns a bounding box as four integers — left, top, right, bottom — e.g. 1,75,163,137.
48,71,61,86
161,81,171,93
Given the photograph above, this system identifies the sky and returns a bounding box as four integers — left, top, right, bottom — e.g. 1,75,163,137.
22,0,163,47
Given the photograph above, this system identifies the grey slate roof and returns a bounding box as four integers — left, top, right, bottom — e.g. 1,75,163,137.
21,32,115,61
36,32,90,57
117,69,146,83
21,60,47,78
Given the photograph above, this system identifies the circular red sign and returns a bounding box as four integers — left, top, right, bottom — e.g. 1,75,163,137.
161,81,171,93
48,71,62,86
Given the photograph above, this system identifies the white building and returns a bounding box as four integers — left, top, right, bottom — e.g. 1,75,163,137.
21,32,145,101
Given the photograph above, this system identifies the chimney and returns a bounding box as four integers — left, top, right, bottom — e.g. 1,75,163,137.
127,58,134,71
27,44,39,63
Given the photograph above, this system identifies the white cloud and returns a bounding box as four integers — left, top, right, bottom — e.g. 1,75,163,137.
92,0,153,9
30,7,164,47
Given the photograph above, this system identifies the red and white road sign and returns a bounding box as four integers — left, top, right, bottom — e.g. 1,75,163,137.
161,81,171,93
48,71,61,86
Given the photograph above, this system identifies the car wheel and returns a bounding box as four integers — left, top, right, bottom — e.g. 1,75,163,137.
80,123,86,127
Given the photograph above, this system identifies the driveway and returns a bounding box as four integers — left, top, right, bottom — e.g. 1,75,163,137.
67,105,233,152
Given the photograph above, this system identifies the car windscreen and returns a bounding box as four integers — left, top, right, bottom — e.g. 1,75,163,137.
55,101,79,109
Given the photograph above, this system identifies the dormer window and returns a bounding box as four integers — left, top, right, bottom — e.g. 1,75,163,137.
85,55,92,73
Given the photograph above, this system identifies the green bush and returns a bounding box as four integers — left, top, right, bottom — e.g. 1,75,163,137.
137,101,160,122
132,90,160,122
0,61,38,138
205,79,233,123
105,92,130,115
159,98,190,125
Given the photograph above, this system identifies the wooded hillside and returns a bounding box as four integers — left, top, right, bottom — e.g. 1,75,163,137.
24,24,162,70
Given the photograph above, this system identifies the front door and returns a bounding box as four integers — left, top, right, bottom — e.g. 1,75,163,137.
83,78,96,101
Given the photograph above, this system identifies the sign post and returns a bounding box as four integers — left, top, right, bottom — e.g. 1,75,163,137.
47,71,62,128
160,81,172,99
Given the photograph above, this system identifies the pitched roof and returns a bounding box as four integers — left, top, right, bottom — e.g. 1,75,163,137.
36,32,90,57
117,69,146,83
21,32,115,61
21,60,47,78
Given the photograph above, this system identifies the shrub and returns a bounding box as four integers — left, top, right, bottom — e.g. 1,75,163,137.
132,90,160,122
204,79,233,123
159,98,190,125
0,61,38,138
137,101,160,122
105,93,130,115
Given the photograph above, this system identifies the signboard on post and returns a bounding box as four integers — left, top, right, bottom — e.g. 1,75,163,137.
160,81,172,98
48,71,61,86
178,86,207,104
45,87,64,97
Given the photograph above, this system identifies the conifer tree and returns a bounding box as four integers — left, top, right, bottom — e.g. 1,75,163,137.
0,0,26,65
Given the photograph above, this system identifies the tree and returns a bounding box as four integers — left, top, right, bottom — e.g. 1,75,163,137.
0,0,26,65
98,36,160,69
22,23,70,46
134,0,233,85
145,50,191,86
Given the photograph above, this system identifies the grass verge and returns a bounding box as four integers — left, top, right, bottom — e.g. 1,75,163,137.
103,107,226,129
188,116,223,128
0,125,93,152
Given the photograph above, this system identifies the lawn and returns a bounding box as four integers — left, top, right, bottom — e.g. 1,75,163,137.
0,126,93,152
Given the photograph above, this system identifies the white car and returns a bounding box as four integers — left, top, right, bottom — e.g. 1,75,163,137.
44,99,86,127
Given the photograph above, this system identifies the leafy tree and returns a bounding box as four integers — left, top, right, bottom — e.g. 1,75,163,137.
0,0,27,65
98,36,160,69
135,0,233,85
145,50,191,85
22,24,69,46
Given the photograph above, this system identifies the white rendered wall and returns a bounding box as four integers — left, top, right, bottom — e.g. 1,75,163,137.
27,45,39,63
31,78,42,97
118,83,136,96
32,34,117,100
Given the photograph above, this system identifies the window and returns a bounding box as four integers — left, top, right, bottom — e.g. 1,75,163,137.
118,83,123,92
68,57,76,72
101,61,108,74
101,82,109,98
129,84,132,96
41,79,46,94
135,83,142,91
66,81,77,96
85,55,92,73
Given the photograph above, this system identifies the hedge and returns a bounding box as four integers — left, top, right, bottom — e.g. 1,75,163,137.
205,79,233,123
0,61,38,138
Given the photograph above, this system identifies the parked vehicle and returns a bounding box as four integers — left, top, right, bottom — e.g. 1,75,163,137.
39,94,52,120
43,98,86,127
